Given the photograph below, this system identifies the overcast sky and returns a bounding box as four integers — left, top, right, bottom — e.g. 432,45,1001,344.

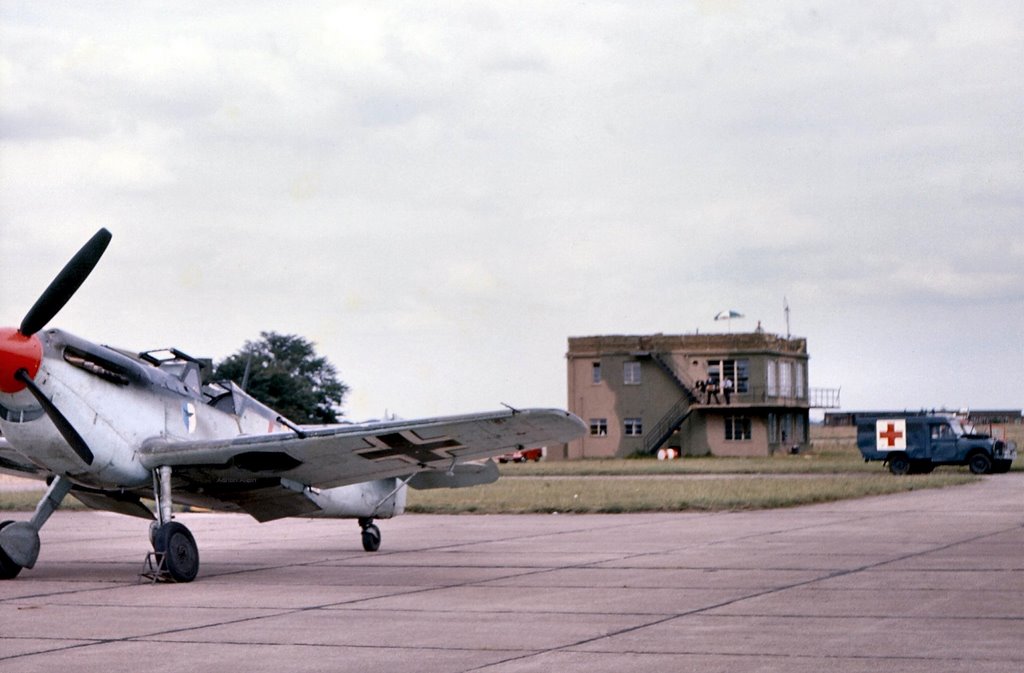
1,1,1021,421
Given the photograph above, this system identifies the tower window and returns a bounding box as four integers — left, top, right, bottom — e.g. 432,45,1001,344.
725,416,752,441
624,418,643,436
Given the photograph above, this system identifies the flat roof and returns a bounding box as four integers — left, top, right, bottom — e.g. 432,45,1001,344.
568,332,807,356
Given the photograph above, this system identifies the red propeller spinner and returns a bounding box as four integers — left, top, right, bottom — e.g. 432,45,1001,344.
0,328,42,393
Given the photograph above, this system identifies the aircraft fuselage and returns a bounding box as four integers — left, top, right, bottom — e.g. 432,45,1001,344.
0,328,286,489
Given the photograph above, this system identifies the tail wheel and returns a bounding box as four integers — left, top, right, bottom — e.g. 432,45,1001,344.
359,520,381,552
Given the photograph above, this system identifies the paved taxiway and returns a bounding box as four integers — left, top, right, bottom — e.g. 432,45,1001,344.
2,474,1022,672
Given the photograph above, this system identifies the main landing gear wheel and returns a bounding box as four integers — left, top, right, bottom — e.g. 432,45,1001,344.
153,521,200,583
359,518,381,552
0,521,22,580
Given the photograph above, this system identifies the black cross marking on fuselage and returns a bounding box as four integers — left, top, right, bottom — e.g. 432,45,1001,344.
359,432,463,465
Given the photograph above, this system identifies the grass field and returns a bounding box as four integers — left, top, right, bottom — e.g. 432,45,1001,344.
402,426,1015,513
405,473,977,514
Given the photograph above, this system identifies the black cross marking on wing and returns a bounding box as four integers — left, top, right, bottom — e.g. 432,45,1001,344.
358,432,463,465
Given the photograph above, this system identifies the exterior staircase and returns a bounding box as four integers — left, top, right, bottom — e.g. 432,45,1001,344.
642,353,699,455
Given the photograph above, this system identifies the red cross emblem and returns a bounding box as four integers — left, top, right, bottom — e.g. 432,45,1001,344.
876,419,906,450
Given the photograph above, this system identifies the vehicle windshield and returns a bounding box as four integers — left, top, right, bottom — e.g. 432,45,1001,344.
947,419,973,436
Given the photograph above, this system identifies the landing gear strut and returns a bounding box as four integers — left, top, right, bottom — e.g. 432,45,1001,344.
359,517,381,552
0,475,72,579
145,465,200,582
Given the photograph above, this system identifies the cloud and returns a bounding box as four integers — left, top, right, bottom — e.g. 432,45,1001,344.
2,1,1021,417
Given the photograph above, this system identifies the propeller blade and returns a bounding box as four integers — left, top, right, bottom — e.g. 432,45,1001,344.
20,228,112,337
14,369,95,465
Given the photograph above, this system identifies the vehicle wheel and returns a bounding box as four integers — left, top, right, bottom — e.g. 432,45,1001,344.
0,521,23,580
888,454,911,476
968,453,992,475
153,522,200,582
361,523,381,552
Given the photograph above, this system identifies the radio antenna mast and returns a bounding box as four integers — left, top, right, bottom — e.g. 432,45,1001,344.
784,297,791,339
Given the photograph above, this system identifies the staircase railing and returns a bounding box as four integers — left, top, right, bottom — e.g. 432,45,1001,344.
649,353,698,402
643,396,695,454
642,353,697,454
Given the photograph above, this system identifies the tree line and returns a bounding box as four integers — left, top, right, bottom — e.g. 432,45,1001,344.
213,331,348,424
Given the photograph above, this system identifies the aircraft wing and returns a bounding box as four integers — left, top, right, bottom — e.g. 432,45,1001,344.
139,408,584,491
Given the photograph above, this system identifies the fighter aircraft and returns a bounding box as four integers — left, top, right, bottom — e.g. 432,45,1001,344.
0,230,585,582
